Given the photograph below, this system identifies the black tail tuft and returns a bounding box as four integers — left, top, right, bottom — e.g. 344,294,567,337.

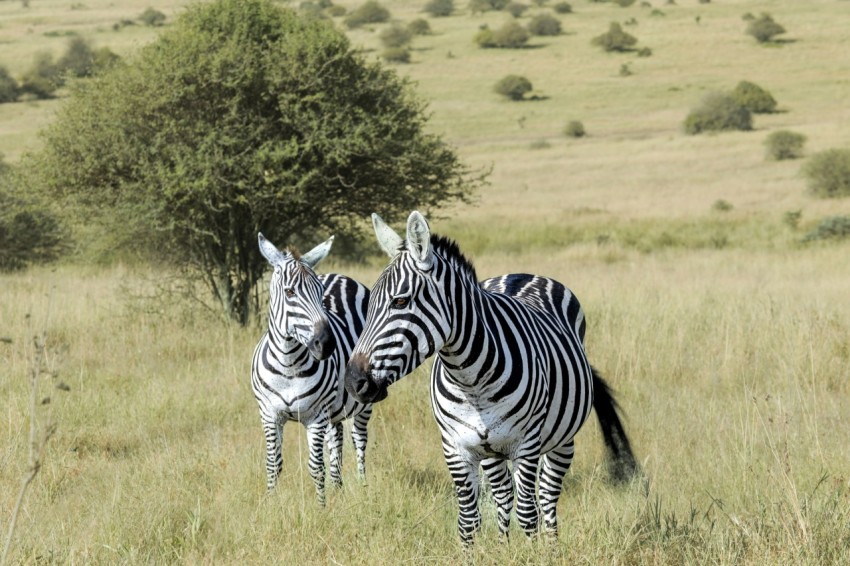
591,367,639,484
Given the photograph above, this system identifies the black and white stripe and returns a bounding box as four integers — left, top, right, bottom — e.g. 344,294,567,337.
252,233,371,505
346,212,637,543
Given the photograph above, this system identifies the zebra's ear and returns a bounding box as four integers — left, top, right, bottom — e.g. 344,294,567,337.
406,211,433,268
300,235,334,269
258,233,286,265
372,213,403,258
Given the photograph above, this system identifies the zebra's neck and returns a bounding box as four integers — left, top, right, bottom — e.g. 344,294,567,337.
267,330,319,377
439,275,500,384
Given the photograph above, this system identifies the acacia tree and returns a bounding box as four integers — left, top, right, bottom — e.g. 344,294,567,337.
24,0,482,324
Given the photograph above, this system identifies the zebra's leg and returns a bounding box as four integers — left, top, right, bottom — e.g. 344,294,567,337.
445,447,482,545
350,406,372,480
261,414,283,490
482,457,514,538
539,440,575,536
326,421,345,489
512,455,541,537
306,420,328,506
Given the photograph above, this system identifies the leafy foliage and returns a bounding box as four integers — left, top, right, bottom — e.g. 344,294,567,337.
591,22,637,52
139,7,167,26
506,2,528,17
18,52,61,99
564,120,585,138
0,66,19,103
22,0,481,323
731,80,777,114
382,47,411,63
684,92,752,135
553,2,572,14
424,0,453,17
344,0,390,27
764,130,806,161
379,23,412,48
527,13,562,36
746,13,785,43
407,18,431,35
475,21,530,48
493,74,532,100
802,149,850,198
802,216,850,242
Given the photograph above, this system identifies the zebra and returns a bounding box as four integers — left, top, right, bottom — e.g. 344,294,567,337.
252,233,372,505
345,211,638,543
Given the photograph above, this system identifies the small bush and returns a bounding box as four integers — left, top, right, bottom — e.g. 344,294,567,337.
57,37,96,78
619,63,632,77
139,7,166,27
527,13,561,36
731,80,777,113
684,92,752,135
802,149,850,198
802,216,850,243
506,2,529,17
326,4,347,16
553,2,571,14
591,22,637,52
379,23,412,48
529,139,551,150
469,0,509,12
424,0,453,17
746,13,785,43
381,47,411,63
615,0,636,6
407,18,431,35
494,74,532,100
742,12,755,22
0,66,19,103
475,21,530,48
637,46,652,57
712,199,733,212
764,130,806,161
564,120,585,138
344,1,390,28
18,52,61,99
782,210,801,230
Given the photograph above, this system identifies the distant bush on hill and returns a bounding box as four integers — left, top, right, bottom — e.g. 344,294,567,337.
382,47,411,63
407,18,431,35
424,0,453,17
379,23,412,48
475,21,530,48
802,216,850,243
684,92,752,135
345,1,390,27
19,52,61,99
553,2,572,14
591,22,637,52
564,120,585,137
802,149,850,198
506,2,528,17
469,0,509,13
746,13,785,43
731,80,777,113
527,13,561,36
0,67,19,103
494,75,532,100
139,7,167,26
764,131,806,161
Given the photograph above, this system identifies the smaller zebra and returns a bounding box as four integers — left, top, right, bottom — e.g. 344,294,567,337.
251,233,372,505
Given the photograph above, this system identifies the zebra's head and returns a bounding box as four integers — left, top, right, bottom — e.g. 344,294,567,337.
345,211,455,404
259,233,336,361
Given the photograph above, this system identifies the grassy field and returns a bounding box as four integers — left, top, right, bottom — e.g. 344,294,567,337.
2,0,850,563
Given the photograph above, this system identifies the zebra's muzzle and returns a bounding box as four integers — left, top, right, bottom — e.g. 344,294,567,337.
345,354,388,404
307,319,335,361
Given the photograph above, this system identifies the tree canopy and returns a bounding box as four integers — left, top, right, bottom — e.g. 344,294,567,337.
24,0,482,324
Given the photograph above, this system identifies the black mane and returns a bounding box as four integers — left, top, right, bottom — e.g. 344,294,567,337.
430,234,478,282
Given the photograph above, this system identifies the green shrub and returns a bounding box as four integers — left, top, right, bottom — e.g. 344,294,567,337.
564,120,585,137
529,139,551,150
475,21,529,48
591,22,637,52
344,0,390,28
802,216,850,242
139,7,166,26
18,52,61,99
407,18,431,35
684,92,752,135
57,37,96,78
506,2,528,17
493,74,532,100
553,2,571,14
764,130,806,161
746,13,785,43
424,0,453,17
712,199,733,212
527,13,561,36
468,0,509,13
379,23,412,48
802,149,850,198
381,47,411,63
615,0,635,6
731,80,777,113
637,46,652,57
0,66,19,103
326,4,347,16
782,210,801,230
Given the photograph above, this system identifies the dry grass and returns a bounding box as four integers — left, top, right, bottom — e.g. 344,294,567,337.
2,0,850,563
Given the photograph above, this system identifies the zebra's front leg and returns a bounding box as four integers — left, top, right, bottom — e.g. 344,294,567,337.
350,407,372,480
445,448,482,545
261,415,284,490
306,420,328,506
326,421,345,489
539,441,575,536
482,457,514,538
512,455,541,536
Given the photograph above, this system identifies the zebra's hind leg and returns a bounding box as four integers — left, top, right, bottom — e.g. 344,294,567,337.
351,407,372,480
539,440,575,536
512,455,541,537
327,421,345,489
306,420,329,506
262,415,284,490
482,458,514,538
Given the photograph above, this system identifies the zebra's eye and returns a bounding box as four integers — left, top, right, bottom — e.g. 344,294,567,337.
391,296,409,309
284,288,296,298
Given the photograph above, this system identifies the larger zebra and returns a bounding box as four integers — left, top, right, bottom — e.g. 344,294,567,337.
252,233,372,505
345,212,637,543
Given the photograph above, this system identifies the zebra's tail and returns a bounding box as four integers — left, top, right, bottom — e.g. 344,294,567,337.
591,367,639,484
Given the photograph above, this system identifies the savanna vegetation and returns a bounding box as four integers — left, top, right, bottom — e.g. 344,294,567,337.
2,0,850,563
